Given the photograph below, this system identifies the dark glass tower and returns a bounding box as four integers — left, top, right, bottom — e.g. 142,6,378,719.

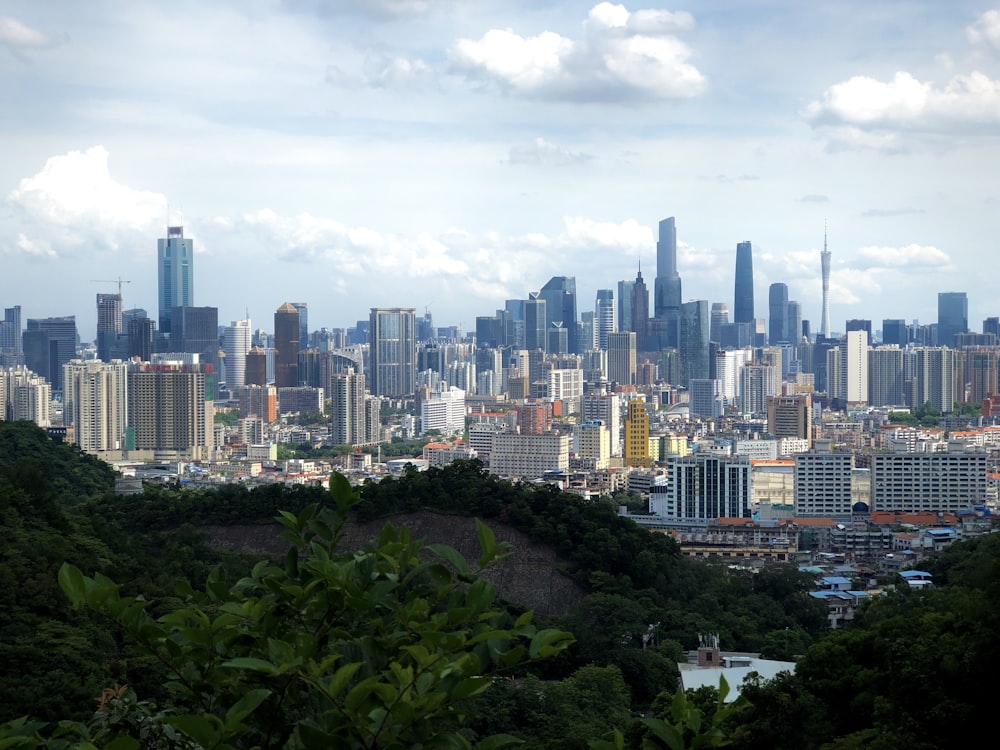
734,241,755,325
653,217,682,348
937,292,968,348
768,283,789,344
274,302,300,388
539,276,578,353
631,270,650,352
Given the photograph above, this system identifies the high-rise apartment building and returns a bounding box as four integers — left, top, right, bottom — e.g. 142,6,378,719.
1,365,50,425
274,303,300,388
870,450,986,514
157,226,194,334
239,384,277,423
607,331,637,386
329,368,374,446
937,292,968,348
96,293,123,362
868,346,904,406
369,307,416,398
128,360,214,460
733,241,755,325
63,359,128,454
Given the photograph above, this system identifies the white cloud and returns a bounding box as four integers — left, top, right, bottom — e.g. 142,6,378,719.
364,55,434,89
805,70,1000,131
508,137,593,167
5,146,167,258
967,9,1000,50
449,3,705,102
284,0,448,20
0,15,50,52
855,244,952,270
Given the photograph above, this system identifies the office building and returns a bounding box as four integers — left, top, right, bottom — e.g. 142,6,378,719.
654,217,683,349
733,241,755,325
768,283,789,344
794,443,854,517
607,331,637,386
420,386,466,436
679,300,710,386
489,433,570,478
369,307,417,397
657,454,752,520
245,346,267,386
291,303,308,350
24,316,77,392
689,379,724,419
631,270,650,351
274,303,300,388
595,289,615,350
882,319,908,347
96,293,123,362
128,360,214,460
169,306,218,392
624,399,650,467
870,450,987,514
0,306,22,354
619,281,638,342
710,303,729,345
937,292,968,348
63,359,128,454
157,226,194,334
524,293,547,353
539,276,578,353
767,394,812,446
126,312,155,362
223,319,252,389
787,301,803,345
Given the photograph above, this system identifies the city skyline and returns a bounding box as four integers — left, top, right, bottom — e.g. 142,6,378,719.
3,2,1000,336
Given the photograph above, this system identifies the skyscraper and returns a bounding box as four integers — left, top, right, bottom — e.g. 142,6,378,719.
539,276,578,353
96,292,122,362
679,300,710,385
595,289,615,350
607,331,637,386
653,216,682,349
169,306,219,389
0,306,22,354
631,269,649,351
617,280,634,334
787,300,803,345
157,226,194,334
63,359,128,453
24,316,77,392
768,283,789,344
369,307,416,397
524,293,546,352
128,360,214,460
882,318,908,347
733,241,755,325
292,303,309,349
820,229,831,338
223,319,252,389
710,303,729,345
937,292,968,348
274,303,300,388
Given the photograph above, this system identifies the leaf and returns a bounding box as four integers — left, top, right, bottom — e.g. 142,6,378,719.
166,715,219,749
221,657,280,675
326,661,363,699
224,688,271,733
476,734,525,750
427,543,469,576
104,736,141,750
57,563,86,607
640,717,685,750
329,472,355,514
475,519,498,568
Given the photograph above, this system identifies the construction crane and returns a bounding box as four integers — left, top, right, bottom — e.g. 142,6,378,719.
91,277,132,301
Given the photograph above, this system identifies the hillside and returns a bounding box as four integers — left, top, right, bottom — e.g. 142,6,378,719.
200,510,587,617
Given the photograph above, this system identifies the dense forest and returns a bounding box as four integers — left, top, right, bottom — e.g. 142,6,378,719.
0,420,997,748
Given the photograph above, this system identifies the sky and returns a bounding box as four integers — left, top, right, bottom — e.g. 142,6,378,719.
3,0,1000,341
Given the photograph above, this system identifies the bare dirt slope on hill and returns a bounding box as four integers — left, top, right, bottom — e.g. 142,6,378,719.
199,510,586,617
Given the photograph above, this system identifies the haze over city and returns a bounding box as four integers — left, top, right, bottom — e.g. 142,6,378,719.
3,1,1000,338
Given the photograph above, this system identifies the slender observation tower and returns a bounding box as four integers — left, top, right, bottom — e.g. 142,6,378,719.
820,225,831,338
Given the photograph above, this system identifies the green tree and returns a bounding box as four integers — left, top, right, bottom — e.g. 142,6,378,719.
6,473,573,749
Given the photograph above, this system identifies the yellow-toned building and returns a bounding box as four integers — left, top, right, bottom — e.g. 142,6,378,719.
624,400,650,468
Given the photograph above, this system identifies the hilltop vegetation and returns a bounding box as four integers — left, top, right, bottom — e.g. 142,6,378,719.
2,420,999,748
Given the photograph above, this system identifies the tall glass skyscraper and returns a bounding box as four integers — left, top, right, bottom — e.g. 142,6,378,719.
653,217,682,348
768,283,789,344
539,276,578,353
937,292,968,348
369,307,416,397
679,300,709,386
595,289,615,350
733,241,755,324
157,226,194,334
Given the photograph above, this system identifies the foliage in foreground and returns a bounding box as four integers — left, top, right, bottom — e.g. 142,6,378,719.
1,473,574,749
